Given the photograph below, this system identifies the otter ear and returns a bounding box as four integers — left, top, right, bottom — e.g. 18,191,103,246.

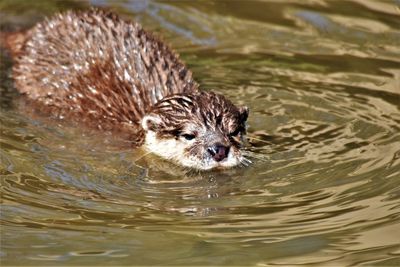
141,114,163,132
239,106,249,122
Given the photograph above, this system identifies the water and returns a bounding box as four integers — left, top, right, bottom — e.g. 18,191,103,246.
1,0,400,265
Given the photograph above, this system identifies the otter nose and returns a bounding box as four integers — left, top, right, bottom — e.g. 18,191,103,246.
207,144,230,162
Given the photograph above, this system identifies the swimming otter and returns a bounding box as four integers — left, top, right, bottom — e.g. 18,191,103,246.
3,9,250,170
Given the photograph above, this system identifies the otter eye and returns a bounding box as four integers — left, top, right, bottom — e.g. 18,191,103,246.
181,134,196,140
229,128,241,137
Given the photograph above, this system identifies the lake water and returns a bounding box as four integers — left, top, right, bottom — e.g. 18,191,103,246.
1,0,400,265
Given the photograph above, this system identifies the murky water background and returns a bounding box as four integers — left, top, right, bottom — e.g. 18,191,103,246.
1,0,400,265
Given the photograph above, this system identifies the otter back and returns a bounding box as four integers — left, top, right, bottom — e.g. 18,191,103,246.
11,9,198,132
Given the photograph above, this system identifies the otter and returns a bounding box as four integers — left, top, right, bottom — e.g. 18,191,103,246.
3,9,250,170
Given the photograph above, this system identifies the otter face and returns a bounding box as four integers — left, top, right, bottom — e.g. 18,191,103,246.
141,92,249,170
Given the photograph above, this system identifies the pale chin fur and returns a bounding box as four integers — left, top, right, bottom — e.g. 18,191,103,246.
143,131,242,170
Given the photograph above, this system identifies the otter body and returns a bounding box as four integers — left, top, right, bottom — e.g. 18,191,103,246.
5,9,250,170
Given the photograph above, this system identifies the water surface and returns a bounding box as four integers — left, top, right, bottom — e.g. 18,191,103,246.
1,0,400,265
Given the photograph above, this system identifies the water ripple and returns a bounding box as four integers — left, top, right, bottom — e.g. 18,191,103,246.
1,0,400,265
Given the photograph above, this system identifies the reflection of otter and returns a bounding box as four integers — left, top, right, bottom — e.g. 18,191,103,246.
3,9,250,170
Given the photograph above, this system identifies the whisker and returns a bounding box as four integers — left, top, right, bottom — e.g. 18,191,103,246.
246,136,271,144
239,156,252,167
133,150,153,163
242,150,268,162
244,157,252,164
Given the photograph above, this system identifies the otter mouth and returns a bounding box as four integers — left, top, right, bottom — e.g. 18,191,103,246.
193,151,247,171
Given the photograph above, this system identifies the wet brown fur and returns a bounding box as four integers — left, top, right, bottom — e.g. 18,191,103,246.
3,9,249,155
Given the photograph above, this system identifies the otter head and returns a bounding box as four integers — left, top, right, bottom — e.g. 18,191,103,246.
140,92,249,170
